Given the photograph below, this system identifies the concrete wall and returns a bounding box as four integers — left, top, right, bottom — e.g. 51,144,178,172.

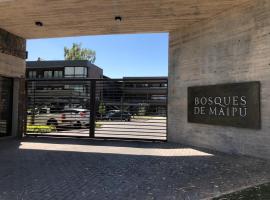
88,65,103,79
168,0,270,159
0,28,26,138
0,53,25,78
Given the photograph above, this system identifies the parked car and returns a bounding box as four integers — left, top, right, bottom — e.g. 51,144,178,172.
103,111,131,121
30,108,90,128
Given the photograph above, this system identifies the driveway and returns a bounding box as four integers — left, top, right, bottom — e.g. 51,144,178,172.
0,137,269,200
28,119,167,140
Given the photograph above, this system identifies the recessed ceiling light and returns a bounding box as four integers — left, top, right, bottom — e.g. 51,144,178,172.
35,21,43,27
115,16,122,22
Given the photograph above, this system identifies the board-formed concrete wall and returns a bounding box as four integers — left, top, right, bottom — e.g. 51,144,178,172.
168,0,270,159
0,28,26,78
0,28,26,137
0,53,25,78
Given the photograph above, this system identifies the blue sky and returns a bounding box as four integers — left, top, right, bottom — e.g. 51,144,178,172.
27,33,168,78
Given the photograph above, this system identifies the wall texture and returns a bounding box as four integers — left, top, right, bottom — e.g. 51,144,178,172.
0,53,25,78
0,28,26,78
0,28,26,59
168,0,270,159
0,28,26,138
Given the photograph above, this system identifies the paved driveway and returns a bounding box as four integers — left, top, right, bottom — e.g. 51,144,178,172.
28,119,167,140
0,137,269,200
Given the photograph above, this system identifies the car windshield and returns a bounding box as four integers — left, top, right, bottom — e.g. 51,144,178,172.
107,112,114,116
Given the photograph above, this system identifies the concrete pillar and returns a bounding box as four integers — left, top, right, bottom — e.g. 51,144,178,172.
168,0,270,159
0,28,26,138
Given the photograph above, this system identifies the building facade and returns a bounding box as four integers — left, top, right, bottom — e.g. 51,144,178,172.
26,60,103,111
26,61,167,116
122,77,167,116
26,60,103,79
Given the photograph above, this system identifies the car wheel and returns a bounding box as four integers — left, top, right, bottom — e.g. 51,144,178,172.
74,121,82,129
47,118,58,126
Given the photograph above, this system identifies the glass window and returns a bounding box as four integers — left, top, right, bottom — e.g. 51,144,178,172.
73,85,84,92
136,83,148,88
64,67,87,77
54,71,63,78
151,83,160,87
151,95,166,100
64,67,74,77
44,71,53,78
75,67,84,76
75,67,87,77
64,84,84,92
29,71,37,78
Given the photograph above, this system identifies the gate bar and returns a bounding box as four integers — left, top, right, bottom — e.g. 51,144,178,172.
89,80,96,138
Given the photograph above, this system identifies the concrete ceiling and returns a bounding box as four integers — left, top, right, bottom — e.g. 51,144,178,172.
0,0,251,39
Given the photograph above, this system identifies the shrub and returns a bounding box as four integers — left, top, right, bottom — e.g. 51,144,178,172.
27,125,56,133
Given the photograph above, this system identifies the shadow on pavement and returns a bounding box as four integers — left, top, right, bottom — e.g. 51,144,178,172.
0,137,269,200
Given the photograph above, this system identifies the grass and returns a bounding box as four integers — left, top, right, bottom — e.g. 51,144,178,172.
27,125,56,133
27,124,101,132
95,123,102,128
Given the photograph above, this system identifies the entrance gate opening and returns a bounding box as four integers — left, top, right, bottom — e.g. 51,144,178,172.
25,78,167,141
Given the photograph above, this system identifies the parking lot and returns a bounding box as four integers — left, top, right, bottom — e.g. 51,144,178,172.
0,137,269,200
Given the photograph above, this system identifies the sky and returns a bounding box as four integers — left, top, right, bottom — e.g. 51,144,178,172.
27,33,168,78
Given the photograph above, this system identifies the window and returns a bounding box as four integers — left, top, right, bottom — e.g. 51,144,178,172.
28,71,37,78
64,84,85,93
75,67,84,76
151,83,160,87
64,67,74,77
151,95,166,100
162,83,168,87
135,83,149,88
44,71,53,78
76,67,87,77
54,71,63,78
64,67,87,78
73,85,84,92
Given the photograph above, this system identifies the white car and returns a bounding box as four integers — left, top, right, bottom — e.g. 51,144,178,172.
32,108,90,128
57,109,90,128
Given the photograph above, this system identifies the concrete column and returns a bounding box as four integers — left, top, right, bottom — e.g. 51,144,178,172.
168,0,270,160
0,28,26,138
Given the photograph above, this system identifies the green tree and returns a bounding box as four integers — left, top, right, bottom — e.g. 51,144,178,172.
64,43,96,63
98,101,106,119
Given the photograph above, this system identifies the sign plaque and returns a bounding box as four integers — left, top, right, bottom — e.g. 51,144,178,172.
188,82,261,129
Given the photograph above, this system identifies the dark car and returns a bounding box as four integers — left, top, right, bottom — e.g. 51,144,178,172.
104,111,131,121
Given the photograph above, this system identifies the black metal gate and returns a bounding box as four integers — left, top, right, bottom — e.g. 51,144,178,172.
25,78,167,141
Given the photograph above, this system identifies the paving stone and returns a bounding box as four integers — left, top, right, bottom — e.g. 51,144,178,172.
0,138,269,200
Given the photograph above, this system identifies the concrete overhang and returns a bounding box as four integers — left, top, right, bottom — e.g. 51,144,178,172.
0,0,251,39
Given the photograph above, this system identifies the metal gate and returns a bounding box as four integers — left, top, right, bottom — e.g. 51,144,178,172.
25,78,167,141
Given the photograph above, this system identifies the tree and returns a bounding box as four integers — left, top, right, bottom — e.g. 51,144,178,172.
98,101,106,119
64,43,96,63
